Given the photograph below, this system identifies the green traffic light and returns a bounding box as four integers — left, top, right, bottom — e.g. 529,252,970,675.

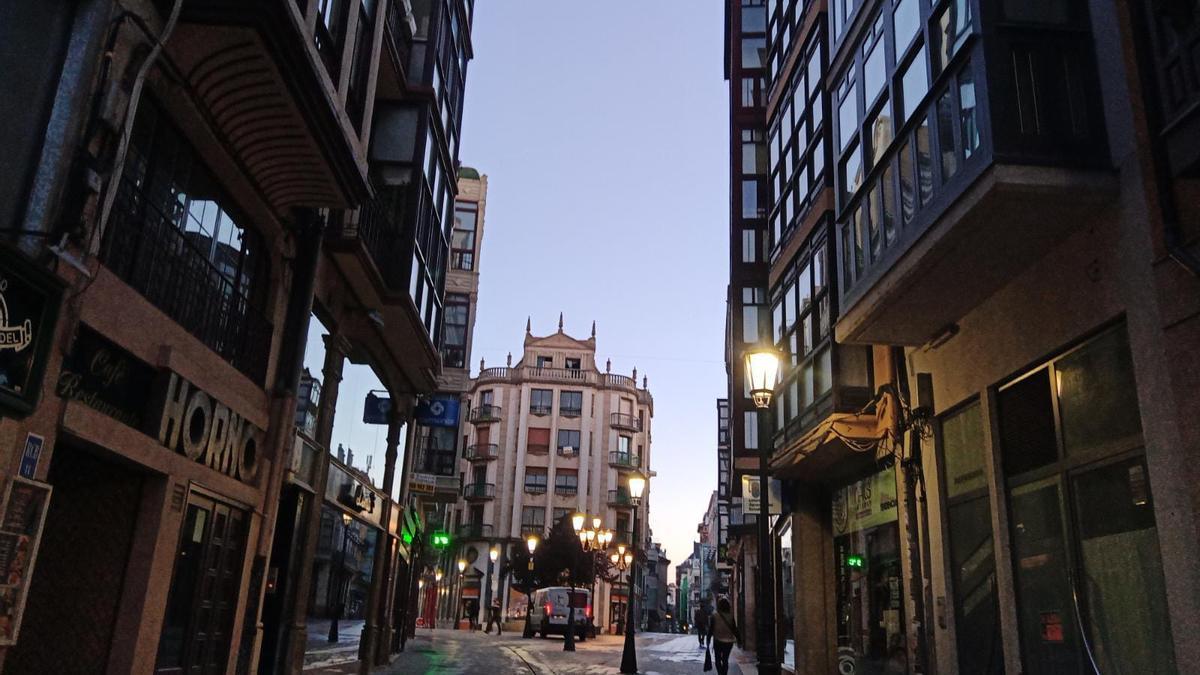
846,554,864,568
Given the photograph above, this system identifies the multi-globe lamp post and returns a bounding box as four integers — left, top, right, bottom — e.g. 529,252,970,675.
572,514,614,640
745,344,782,675
620,469,647,674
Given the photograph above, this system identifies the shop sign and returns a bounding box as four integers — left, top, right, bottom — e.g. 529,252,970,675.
741,476,782,515
832,466,898,536
408,472,437,495
55,324,155,428
0,246,63,418
155,372,263,482
0,476,52,644
362,391,391,425
415,395,459,428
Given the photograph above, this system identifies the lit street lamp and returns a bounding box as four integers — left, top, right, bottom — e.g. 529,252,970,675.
620,470,647,674
745,344,782,675
523,534,540,639
328,513,354,642
484,545,499,631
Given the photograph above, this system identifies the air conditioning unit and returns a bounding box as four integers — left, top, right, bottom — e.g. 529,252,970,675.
561,447,576,456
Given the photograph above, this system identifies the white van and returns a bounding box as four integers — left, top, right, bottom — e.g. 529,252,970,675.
528,586,591,638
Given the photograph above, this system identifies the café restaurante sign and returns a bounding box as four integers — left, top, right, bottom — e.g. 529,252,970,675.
156,372,263,483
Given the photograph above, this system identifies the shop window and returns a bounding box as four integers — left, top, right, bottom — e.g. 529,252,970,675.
832,467,905,673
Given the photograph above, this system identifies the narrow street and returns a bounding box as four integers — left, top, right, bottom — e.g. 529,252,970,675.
313,631,753,675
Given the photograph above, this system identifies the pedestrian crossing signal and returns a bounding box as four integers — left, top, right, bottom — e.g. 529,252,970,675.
432,532,451,548
846,554,864,568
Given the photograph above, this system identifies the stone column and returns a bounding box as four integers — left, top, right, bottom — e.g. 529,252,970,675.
285,333,349,674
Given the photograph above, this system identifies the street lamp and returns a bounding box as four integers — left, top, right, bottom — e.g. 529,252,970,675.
484,546,500,632
523,534,540,639
745,344,782,675
621,470,648,674
329,512,354,643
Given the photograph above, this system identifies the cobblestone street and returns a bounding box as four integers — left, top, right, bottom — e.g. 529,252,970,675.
367,630,753,675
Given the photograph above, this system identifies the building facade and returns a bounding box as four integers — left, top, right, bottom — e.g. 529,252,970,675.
727,0,1200,674
0,0,474,673
455,319,654,634
641,541,671,631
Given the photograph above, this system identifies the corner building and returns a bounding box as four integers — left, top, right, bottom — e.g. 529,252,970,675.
457,320,654,635
729,0,1200,673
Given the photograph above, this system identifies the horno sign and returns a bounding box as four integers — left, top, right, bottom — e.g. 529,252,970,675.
155,372,263,482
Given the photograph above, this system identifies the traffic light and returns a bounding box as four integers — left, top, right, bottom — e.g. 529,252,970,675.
845,554,864,569
432,531,451,548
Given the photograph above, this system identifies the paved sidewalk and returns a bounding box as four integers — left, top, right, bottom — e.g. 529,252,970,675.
381,629,751,674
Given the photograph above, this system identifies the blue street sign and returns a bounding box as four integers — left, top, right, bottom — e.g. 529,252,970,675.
363,392,392,425
415,395,460,427
18,433,43,479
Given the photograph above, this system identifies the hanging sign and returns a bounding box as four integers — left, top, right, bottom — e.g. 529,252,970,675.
0,476,52,645
0,245,63,417
741,476,782,515
154,372,263,483
363,391,391,425
415,395,459,428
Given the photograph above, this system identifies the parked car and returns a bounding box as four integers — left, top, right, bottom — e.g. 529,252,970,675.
528,586,590,639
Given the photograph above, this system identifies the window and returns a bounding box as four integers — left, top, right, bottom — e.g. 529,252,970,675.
743,129,768,175
565,357,581,370
441,293,469,368
530,389,552,415
744,411,758,449
560,391,583,416
451,202,477,270
524,467,548,493
742,229,760,263
893,0,921,52
521,506,545,534
345,0,376,131
557,429,581,455
770,239,839,430
742,0,767,33
935,0,973,72
110,99,270,381
536,355,553,368
553,507,572,525
314,0,349,78
742,287,767,344
959,63,979,160
742,179,765,218
555,470,579,495
618,436,632,455
527,427,550,454
742,37,766,68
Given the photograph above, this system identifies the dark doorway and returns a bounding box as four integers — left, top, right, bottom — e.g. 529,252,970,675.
7,442,145,674
155,493,248,675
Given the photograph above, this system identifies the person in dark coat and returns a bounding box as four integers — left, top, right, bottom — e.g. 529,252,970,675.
694,605,709,646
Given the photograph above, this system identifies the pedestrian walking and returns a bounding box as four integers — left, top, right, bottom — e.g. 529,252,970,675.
694,605,709,646
484,598,503,634
706,597,741,675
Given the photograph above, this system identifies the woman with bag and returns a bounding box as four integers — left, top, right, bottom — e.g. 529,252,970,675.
706,597,741,675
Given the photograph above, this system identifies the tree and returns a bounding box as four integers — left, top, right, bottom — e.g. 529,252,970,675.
502,515,597,643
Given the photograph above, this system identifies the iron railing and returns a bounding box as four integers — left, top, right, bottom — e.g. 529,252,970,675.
463,443,499,461
101,175,272,383
457,523,493,539
610,413,642,432
608,452,640,469
607,490,633,507
462,483,495,500
469,405,501,424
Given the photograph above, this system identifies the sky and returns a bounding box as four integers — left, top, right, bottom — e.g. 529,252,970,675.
312,1,730,580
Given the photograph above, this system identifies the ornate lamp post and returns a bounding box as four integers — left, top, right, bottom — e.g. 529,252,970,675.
745,344,782,675
484,545,499,630
620,470,648,674
328,513,353,642
523,534,540,639
456,559,468,630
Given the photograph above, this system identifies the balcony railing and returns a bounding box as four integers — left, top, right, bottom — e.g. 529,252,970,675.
608,452,640,469
101,175,272,383
463,443,499,461
520,524,545,537
555,485,578,496
523,484,547,495
462,483,495,500
354,193,408,291
529,404,552,416
458,523,493,540
469,405,501,424
476,367,651,404
610,413,643,432
607,490,633,508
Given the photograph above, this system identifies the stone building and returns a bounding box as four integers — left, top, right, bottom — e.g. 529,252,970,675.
456,319,654,634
